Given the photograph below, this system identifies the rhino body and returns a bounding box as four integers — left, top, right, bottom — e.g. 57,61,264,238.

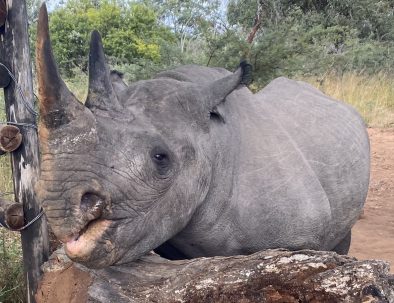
35,5,369,268
154,67,369,258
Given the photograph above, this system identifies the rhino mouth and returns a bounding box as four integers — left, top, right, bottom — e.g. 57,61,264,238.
62,192,111,259
64,218,111,261
69,218,97,242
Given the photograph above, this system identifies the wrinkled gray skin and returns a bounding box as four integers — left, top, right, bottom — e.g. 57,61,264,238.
35,5,369,268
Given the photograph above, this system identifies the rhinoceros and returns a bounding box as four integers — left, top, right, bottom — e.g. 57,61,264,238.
35,5,369,268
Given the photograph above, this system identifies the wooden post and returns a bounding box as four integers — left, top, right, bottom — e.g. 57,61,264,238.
0,0,49,302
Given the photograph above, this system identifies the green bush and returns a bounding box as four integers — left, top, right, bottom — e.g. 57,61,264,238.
44,0,175,76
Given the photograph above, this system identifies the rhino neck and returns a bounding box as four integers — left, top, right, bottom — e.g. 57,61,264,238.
168,88,252,257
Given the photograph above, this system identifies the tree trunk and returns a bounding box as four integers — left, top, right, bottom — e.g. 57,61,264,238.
246,1,265,44
36,249,394,303
0,0,49,302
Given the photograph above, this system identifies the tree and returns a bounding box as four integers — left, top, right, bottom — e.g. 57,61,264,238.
146,0,230,66
150,0,221,52
222,0,394,87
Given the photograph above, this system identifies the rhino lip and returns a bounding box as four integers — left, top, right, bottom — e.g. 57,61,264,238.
59,193,109,244
64,218,111,259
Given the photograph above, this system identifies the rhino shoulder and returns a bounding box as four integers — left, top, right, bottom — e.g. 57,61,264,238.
155,65,231,85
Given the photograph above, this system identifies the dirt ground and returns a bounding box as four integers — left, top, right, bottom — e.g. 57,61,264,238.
349,128,394,272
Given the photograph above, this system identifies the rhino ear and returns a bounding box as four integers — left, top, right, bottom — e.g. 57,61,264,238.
206,61,252,110
85,31,121,111
110,70,128,97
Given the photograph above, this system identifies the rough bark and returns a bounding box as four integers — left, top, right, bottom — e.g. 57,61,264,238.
0,0,49,301
0,0,6,27
36,249,394,303
0,62,11,88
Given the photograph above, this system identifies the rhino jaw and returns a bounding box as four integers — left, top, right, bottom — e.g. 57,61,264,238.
64,219,112,263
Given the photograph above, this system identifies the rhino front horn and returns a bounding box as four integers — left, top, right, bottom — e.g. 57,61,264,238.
86,30,121,111
36,4,82,129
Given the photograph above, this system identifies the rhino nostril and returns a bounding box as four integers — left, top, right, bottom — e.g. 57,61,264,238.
80,193,106,220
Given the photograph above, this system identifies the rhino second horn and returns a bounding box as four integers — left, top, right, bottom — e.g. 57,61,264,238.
36,4,82,129
86,30,121,111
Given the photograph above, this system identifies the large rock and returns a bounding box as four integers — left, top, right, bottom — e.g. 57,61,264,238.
35,249,394,303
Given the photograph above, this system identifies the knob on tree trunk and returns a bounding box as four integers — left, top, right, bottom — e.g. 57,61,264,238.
0,124,22,152
0,198,24,230
5,202,24,229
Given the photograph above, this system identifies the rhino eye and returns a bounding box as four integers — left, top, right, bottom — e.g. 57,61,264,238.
153,153,167,161
151,148,172,175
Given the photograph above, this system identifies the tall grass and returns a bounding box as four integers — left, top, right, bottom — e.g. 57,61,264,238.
301,72,394,128
0,226,24,303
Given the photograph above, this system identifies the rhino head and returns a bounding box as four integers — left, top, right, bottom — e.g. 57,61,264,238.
35,4,247,268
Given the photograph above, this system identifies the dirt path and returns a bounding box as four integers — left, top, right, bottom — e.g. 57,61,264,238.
349,128,394,272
